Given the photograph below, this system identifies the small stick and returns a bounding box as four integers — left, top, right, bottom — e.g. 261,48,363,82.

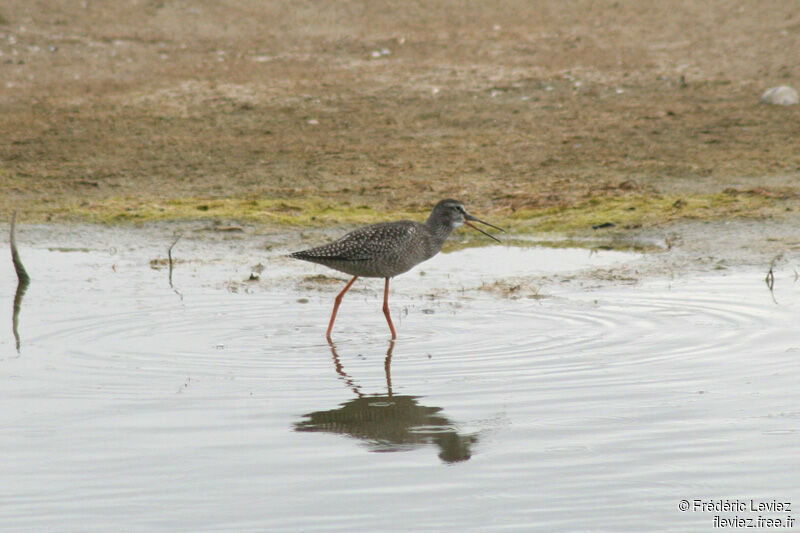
765,253,783,304
168,234,182,289
10,211,29,284
10,212,30,353
13,275,29,353
765,254,782,292
765,264,774,291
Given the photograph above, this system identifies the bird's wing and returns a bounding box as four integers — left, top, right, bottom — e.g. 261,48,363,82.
295,221,421,262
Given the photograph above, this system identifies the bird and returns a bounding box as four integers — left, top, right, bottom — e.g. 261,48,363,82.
290,199,504,339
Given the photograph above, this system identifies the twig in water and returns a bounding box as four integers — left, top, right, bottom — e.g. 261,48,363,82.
10,211,29,284
10,211,31,353
765,253,783,304
13,277,29,353
168,234,182,289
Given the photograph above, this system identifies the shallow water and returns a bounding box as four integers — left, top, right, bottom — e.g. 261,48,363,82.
1,227,798,532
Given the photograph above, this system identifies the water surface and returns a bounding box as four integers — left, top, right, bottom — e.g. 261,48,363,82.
1,227,798,531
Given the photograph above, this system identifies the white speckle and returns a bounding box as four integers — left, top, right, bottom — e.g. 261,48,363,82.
615,88,625,94
380,48,391,56
431,87,440,95
307,119,319,125
492,24,501,31
544,85,554,91
371,50,382,58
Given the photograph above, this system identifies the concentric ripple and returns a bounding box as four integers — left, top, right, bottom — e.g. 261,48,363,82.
18,272,783,384
2,243,799,533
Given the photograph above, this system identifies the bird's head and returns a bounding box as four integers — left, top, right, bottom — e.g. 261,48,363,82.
429,199,505,242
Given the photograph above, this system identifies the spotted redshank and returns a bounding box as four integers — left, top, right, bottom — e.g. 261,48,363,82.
290,199,504,339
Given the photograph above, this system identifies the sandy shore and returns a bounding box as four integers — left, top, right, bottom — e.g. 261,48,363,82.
1,1,798,254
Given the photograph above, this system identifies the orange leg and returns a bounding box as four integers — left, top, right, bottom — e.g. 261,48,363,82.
382,277,398,339
327,276,358,340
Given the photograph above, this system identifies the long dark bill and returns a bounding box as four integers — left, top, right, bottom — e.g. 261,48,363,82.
464,213,505,243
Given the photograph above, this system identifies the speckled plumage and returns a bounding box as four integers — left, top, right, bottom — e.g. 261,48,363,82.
290,220,443,278
290,199,503,339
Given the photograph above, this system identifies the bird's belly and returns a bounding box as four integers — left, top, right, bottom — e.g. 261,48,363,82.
318,253,430,278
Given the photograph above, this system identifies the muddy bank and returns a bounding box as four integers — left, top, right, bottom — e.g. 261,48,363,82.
2,1,799,228
5,216,799,295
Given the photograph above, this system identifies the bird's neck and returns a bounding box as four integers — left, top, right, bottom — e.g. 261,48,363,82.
424,217,455,250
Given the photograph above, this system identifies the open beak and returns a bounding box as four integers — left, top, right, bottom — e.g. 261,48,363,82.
464,213,505,243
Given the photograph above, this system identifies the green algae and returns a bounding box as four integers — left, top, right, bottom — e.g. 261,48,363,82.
67,196,419,226
45,191,793,241
502,192,787,233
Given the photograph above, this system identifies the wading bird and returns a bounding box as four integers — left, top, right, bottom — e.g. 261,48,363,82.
290,199,504,339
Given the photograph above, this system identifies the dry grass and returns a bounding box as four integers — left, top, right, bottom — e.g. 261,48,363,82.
1,1,799,229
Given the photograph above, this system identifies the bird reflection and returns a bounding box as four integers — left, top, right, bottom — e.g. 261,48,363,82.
294,341,477,463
